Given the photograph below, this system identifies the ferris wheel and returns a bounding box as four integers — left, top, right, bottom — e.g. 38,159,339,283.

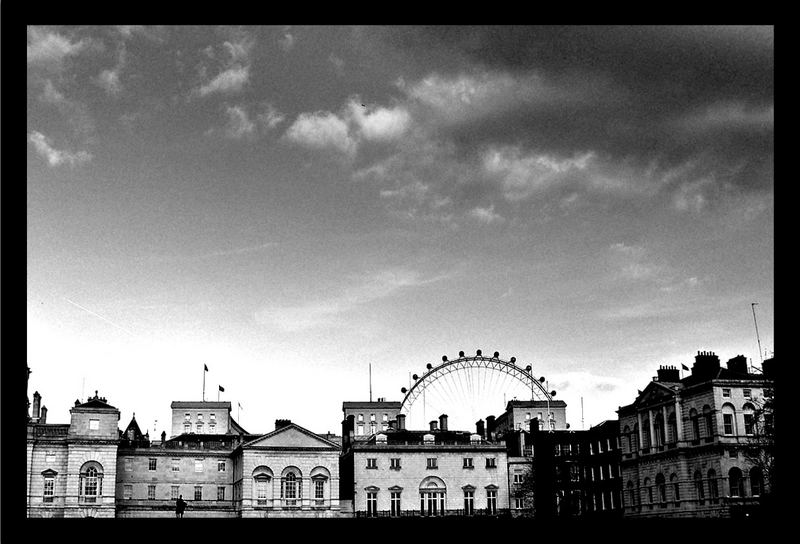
399,350,555,432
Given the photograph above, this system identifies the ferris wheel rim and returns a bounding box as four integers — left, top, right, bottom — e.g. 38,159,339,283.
399,354,552,415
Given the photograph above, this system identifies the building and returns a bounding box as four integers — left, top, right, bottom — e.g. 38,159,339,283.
493,399,568,434
617,352,775,518
340,413,510,517
342,400,402,439
26,383,121,518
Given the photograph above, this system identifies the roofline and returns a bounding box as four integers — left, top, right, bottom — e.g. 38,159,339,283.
241,422,340,449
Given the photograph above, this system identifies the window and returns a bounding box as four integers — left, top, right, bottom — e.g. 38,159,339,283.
184,423,191,433
194,486,202,501
149,458,157,471
282,472,300,506
185,413,191,420
89,419,100,430
123,484,132,500
750,467,763,497
217,486,225,501
485,458,497,469
81,466,101,502
589,442,594,455
487,489,497,515
210,413,216,421
172,459,180,472
729,467,745,497
43,476,55,502
383,413,389,422
427,458,438,469
464,490,474,515
148,485,156,500
627,481,636,509
45,451,56,464
197,413,203,420
366,458,377,469
390,458,401,470
218,460,226,472
656,473,666,505
196,422,204,433
513,473,524,484
690,408,700,441
722,388,731,398
315,480,325,503
370,413,376,422
195,459,203,472
209,424,216,434
366,492,377,517
515,497,525,509
694,471,705,504
723,409,734,435
255,478,269,506
390,491,401,516
570,465,580,482
671,473,680,505
743,413,754,435
743,388,751,398
550,421,556,430
708,470,719,503
463,457,473,469
703,406,714,438
644,478,653,509
608,464,614,479
125,458,133,471
525,412,531,420
357,424,364,435
171,486,180,500
357,414,364,422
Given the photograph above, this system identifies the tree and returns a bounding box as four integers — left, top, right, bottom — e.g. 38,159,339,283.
514,462,536,517
743,393,775,499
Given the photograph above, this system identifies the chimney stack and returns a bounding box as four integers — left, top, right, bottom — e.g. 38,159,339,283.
486,415,496,440
762,357,775,378
429,420,438,432
657,365,680,382
439,414,448,432
726,355,748,374
692,350,720,377
275,419,292,430
39,406,47,424
32,391,41,420
476,419,485,439
396,414,406,430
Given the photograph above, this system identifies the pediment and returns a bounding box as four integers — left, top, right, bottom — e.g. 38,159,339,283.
636,382,676,407
243,424,338,450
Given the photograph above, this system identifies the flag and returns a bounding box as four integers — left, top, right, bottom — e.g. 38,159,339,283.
219,385,225,392
238,402,242,409
204,364,208,372
682,364,689,371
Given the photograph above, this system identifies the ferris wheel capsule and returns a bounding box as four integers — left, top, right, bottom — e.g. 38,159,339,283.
476,349,482,356
459,351,465,357
412,374,419,380
426,363,433,369
401,387,407,394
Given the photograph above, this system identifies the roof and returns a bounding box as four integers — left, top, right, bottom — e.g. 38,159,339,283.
73,392,118,410
506,399,567,409
342,401,402,409
170,401,231,409
241,422,340,449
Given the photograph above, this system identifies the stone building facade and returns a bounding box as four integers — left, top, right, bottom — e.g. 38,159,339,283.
618,352,774,518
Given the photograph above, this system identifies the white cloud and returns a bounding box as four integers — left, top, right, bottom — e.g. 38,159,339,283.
97,68,122,95
284,111,356,156
223,105,256,139
469,205,504,224
27,27,89,69
41,79,66,104
29,131,92,167
257,103,285,130
197,65,250,97
348,101,411,142
278,28,295,52
677,101,774,131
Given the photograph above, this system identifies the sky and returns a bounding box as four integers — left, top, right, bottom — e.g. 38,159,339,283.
27,25,773,437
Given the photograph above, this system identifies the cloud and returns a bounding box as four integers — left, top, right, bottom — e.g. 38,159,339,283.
257,103,285,130
29,131,92,167
197,65,250,97
609,242,662,281
469,205,504,224
278,28,295,51
677,101,774,132
223,105,256,139
284,110,356,156
255,268,448,332
95,45,126,96
27,27,90,69
347,101,411,142
41,79,66,104
328,53,345,75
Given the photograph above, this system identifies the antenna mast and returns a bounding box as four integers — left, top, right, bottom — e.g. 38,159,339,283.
581,396,585,430
369,363,372,402
751,303,764,366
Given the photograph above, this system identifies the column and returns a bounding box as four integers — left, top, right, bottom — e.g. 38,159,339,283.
662,405,668,446
636,412,644,452
674,395,683,443
648,409,656,449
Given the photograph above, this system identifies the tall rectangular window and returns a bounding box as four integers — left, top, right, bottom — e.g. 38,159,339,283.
366,492,377,517
357,424,364,436
123,484,132,500
172,459,180,472
744,414,754,435
513,473,524,484
197,413,203,420
148,485,156,500
366,458,377,469
194,486,202,501
210,413,216,421
149,458,157,471
195,459,204,472
217,487,225,501
390,491,401,516
315,480,325,504
125,458,133,471
184,423,191,433
723,414,734,435
514,497,524,509
171,486,180,500
256,479,268,505
218,460,226,472
427,458,438,469
185,413,191,420
487,490,497,515
463,457,473,469
464,490,474,515
390,458,401,470
722,388,731,398
486,458,497,468
43,476,55,502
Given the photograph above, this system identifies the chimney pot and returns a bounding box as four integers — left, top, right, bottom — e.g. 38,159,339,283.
429,420,438,431
396,414,406,430
439,414,448,432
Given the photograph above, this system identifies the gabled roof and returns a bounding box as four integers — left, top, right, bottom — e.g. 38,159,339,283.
241,422,340,450
170,401,231,409
73,392,117,410
123,415,147,441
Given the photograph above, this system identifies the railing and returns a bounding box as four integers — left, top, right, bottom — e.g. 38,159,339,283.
355,508,511,518
34,426,69,438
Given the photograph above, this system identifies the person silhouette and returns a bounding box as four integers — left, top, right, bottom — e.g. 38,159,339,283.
176,494,187,518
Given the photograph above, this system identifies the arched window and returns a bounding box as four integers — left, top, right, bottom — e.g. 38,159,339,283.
643,477,653,509
708,469,719,503
627,480,636,510
79,462,103,503
252,466,273,506
654,413,665,447
667,412,677,444
670,473,680,505
728,467,745,497
419,477,447,517
689,408,700,441
655,473,666,505
632,423,639,452
694,470,705,505
281,467,302,507
310,466,330,507
703,405,714,439
749,467,763,497
721,404,737,436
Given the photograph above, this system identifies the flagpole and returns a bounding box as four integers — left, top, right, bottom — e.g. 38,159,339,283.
202,365,206,401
